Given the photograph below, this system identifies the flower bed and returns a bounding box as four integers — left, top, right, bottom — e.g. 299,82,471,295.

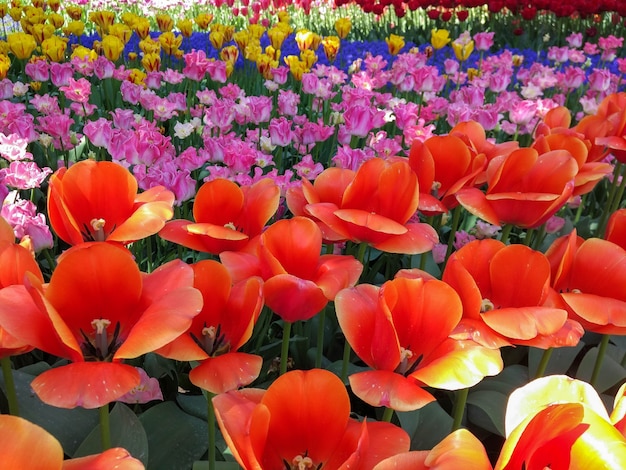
1,1,626,469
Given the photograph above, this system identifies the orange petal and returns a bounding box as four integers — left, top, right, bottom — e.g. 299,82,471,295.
31,362,140,409
238,178,280,236
349,370,435,411
373,451,429,470
314,254,362,300
481,307,568,341
108,200,173,243
372,222,438,255
189,353,263,394
455,187,501,226
193,178,244,225
0,414,63,468
63,448,145,470
0,243,43,288
0,216,15,243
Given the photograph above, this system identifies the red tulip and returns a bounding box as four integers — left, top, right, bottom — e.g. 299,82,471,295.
456,147,578,229
157,260,264,394
443,239,583,349
0,243,202,408
213,369,410,469
221,216,362,322
48,160,175,245
159,178,280,254
335,276,502,411
288,158,438,255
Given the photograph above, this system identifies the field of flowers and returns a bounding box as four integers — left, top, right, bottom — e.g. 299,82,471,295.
2,0,626,468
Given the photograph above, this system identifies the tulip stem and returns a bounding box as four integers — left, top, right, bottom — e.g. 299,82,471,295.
99,404,111,451
341,340,351,384
534,347,553,378
381,407,394,423
445,206,462,263
280,321,292,375
315,308,326,369
598,163,623,237
590,334,611,388
1,357,19,416
451,387,469,432
499,224,514,245
207,393,216,470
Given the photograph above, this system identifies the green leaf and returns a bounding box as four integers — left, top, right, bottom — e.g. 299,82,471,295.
139,401,208,470
467,390,507,436
0,368,98,455
192,462,240,470
397,400,453,450
73,402,149,465
575,345,626,394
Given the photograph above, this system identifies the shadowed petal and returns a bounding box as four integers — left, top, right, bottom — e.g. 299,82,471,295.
263,274,328,322
349,370,436,411
0,414,63,468
189,353,263,394
63,448,145,470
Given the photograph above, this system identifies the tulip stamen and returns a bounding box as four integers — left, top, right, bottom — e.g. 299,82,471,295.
480,298,495,312
190,324,231,357
90,218,107,242
290,455,315,470
80,320,121,361
224,222,237,231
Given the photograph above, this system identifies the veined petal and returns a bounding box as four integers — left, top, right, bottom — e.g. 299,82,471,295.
562,293,626,334
108,200,173,243
238,178,280,236
193,178,244,225
481,306,568,341
349,370,435,411
31,362,140,409
189,353,263,394
412,339,502,390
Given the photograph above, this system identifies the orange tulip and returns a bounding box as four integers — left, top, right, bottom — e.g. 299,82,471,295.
335,276,502,411
0,415,144,469
605,208,626,250
47,160,174,246
221,216,362,322
212,369,410,469
443,239,583,349
0,216,43,358
545,231,626,335
373,429,493,470
159,178,279,255
576,92,626,163
408,134,487,215
157,260,264,394
495,375,626,469
287,158,438,254
0,243,202,408
455,147,578,229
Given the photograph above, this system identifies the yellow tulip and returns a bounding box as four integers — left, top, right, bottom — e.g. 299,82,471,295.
209,30,224,50
0,2,8,17
284,55,306,81
233,30,250,53
0,54,10,79
452,32,474,61
41,35,67,62
265,44,280,62
101,34,124,62
71,45,97,61
47,0,60,12
24,6,44,25
244,41,261,62
256,53,277,79
109,23,132,44
30,23,55,44
133,17,151,40
139,37,160,55
219,45,239,64
195,13,212,30
7,31,36,59
89,10,115,35
385,33,405,56
431,28,451,50
128,68,146,86
63,20,84,37
300,48,317,70
8,6,20,22
47,12,64,29
248,23,265,40
65,5,82,20
322,35,340,63
267,26,287,50
334,17,351,39
155,13,173,32
158,31,182,56
141,52,161,72
177,18,193,37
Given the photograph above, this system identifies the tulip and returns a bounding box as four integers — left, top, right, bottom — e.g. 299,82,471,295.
334,17,351,39
431,28,451,50
385,33,405,56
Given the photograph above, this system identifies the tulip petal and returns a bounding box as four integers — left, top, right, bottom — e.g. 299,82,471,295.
189,353,263,394
31,362,140,409
0,415,63,468
481,307,568,340
456,187,501,226
263,274,328,322
372,222,439,255
108,201,173,243
63,448,145,470
349,370,435,411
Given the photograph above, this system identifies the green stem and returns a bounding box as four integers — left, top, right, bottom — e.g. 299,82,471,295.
590,334,611,388
534,347,553,379
598,163,623,237
99,404,111,451
381,407,394,423
207,392,216,470
444,206,462,263
1,357,19,416
499,224,514,245
451,387,469,432
340,339,351,384
315,308,326,369
279,321,292,375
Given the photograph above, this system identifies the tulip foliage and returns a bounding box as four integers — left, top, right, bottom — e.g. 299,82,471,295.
2,1,626,469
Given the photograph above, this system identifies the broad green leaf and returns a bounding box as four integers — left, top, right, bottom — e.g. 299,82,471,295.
467,390,507,436
73,402,149,465
528,343,585,377
193,462,240,470
576,345,626,394
397,400,454,450
139,401,208,470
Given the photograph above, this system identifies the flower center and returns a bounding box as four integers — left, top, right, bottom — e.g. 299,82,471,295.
223,222,237,231
190,324,231,357
80,318,121,361
285,455,322,470
480,298,495,312
90,218,107,242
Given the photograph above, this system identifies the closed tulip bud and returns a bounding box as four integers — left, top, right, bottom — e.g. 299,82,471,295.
322,35,340,63
386,33,405,56
101,34,125,62
41,35,67,62
300,48,317,69
155,13,173,32
47,12,64,29
47,0,60,12
267,26,287,50
194,13,212,30
133,18,150,40
209,30,224,50
220,44,239,63
431,28,451,50
109,23,132,44
0,54,10,79
334,17,351,39
63,20,84,37
159,31,182,56
177,18,193,37
141,52,160,72
65,5,82,20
